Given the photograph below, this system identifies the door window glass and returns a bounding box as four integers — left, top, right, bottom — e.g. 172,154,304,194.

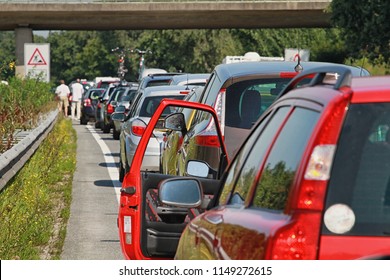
218,107,291,205
252,107,320,210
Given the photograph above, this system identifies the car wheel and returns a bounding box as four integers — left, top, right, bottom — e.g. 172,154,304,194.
113,129,120,140
80,116,88,125
103,123,110,133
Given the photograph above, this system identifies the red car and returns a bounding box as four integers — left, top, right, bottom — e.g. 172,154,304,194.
119,66,390,260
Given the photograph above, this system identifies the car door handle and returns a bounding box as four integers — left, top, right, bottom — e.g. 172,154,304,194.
205,213,223,225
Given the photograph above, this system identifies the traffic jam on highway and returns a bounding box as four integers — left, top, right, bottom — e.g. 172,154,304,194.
80,54,390,260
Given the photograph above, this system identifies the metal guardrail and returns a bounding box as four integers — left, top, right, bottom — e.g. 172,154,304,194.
0,110,58,191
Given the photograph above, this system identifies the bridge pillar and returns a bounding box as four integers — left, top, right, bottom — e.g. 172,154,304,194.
15,27,33,78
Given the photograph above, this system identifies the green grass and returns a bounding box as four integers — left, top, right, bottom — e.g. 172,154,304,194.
0,117,76,260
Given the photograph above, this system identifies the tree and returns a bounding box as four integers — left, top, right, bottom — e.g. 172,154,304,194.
0,32,16,80
330,0,390,64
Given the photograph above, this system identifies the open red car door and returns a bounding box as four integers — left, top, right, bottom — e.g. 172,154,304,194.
118,99,227,259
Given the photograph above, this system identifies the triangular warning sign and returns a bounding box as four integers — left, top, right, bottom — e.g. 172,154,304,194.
28,48,47,66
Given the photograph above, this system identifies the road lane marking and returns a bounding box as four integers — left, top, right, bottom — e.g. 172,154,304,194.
86,125,121,203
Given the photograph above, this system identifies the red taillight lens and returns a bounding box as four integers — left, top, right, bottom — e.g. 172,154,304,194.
214,88,225,128
194,134,221,147
267,212,321,260
84,98,92,107
295,95,350,211
107,103,114,114
131,119,146,137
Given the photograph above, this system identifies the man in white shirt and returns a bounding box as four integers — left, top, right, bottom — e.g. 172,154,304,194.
70,78,84,120
55,80,70,117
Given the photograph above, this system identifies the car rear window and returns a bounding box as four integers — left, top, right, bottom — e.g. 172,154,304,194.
224,78,292,129
89,90,103,99
323,103,390,236
145,79,172,88
139,95,186,117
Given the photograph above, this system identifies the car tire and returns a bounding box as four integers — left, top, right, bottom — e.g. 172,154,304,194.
113,129,120,140
103,123,110,133
80,116,88,125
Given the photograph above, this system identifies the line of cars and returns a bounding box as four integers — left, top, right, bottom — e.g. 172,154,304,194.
81,61,390,260
112,60,390,260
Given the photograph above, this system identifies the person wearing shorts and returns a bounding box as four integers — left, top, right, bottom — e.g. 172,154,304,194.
55,80,71,117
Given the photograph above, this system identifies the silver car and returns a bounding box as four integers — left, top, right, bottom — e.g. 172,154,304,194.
116,85,193,182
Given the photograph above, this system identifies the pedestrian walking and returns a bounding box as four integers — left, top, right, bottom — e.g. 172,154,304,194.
55,79,70,117
70,78,84,120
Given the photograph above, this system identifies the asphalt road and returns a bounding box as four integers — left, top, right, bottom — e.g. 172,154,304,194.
61,120,123,260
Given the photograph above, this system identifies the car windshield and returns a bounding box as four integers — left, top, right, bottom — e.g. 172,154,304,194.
324,103,390,236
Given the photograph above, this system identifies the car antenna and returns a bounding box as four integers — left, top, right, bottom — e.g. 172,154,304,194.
360,55,366,76
294,31,303,73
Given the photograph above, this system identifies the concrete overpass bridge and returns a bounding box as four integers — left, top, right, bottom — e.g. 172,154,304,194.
0,0,332,75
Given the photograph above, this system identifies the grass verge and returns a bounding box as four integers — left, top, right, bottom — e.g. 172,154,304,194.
0,117,76,260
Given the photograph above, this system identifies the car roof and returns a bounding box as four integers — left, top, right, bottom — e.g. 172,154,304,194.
350,76,390,103
213,61,369,81
273,72,389,109
170,73,210,84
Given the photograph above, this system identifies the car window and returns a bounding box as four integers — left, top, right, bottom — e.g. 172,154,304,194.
323,103,390,236
225,78,291,129
145,79,172,88
201,72,221,106
252,107,320,211
218,106,291,206
90,90,103,99
139,95,186,117
127,92,143,119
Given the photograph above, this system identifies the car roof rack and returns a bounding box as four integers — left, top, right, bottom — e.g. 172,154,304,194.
277,65,352,99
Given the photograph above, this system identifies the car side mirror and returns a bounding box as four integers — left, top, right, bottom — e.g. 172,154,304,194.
186,160,214,178
159,178,203,208
111,112,125,122
164,112,187,135
115,105,126,114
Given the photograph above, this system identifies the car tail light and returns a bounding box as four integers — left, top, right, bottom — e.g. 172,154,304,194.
179,90,190,95
107,103,115,114
297,95,350,211
267,94,351,260
195,134,221,147
304,145,336,180
131,119,146,137
214,88,225,129
84,98,92,107
192,89,226,147
267,212,322,260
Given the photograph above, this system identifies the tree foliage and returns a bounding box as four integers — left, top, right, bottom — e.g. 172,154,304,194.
0,31,16,80
330,0,390,65
0,25,385,83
